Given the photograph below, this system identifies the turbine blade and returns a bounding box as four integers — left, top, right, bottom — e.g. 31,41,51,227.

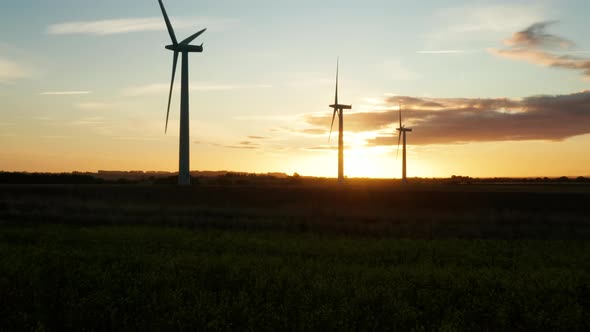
396,131,402,160
158,0,178,45
335,57,339,105
399,103,402,128
328,109,337,143
165,51,179,133
181,28,207,45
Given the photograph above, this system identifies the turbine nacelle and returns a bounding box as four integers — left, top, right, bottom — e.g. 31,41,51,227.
165,43,204,52
329,104,352,110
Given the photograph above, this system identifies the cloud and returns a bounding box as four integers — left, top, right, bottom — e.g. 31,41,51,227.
225,146,258,150
304,145,338,151
301,128,326,135
47,17,237,36
75,102,114,111
233,114,297,122
305,111,394,133
425,4,545,49
438,5,545,34
490,21,590,79
224,145,259,150
247,136,270,139
31,116,52,121
123,83,271,96
492,49,590,78
303,92,590,146
416,50,470,54
218,140,261,150
41,91,92,95
380,60,419,81
0,57,30,83
504,21,573,49
70,116,104,126
112,136,163,141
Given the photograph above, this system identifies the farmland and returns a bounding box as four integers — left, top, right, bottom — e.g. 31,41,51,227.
1,182,590,330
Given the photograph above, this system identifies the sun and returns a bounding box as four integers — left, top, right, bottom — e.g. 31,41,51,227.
344,147,394,179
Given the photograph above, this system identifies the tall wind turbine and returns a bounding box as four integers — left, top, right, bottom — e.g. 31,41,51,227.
158,0,206,185
328,58,352,184
396,104,413,184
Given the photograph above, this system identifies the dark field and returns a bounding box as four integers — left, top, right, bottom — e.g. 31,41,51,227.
1,183,590,330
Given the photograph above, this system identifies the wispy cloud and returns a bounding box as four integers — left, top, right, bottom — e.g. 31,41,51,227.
490,21,590,79
223,141,260,150
416,50,471,54
31,116,53,121
286,77,333,88
304,145,342,151
0,57,30,83
47,17,237,36
492,48,590,78
233,114,298,122
300,128,326,135
302,91,590,145
425,4,545,48
41,91,92,96
380,60,419,81
75,102,116,111
112,136,164,141
123,83,271,96
438,4,545,34
70,116,104,126
503,21,573,49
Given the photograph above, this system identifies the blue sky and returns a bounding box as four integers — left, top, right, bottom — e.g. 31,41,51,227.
1,0,590,177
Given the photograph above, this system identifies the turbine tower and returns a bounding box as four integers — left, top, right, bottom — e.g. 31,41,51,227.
396,104,412,184
158,0,206,185
328,58,352,184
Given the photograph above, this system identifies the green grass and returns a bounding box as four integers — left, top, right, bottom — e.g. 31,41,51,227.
2,225,590,331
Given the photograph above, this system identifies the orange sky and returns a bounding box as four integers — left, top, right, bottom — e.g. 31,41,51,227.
2,2,590,178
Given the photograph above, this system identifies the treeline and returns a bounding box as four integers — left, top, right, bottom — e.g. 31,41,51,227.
0,172,105,184
430,175,590,185
1,171,589,185
0,172,301,185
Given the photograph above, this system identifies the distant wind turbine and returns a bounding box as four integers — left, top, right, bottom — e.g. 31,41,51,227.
158,0,206,185
328,58,352,184
396,104,413,184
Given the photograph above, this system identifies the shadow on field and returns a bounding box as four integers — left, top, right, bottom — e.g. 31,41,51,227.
2,183,590,239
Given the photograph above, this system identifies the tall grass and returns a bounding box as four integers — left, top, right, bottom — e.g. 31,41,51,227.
1,226,590,331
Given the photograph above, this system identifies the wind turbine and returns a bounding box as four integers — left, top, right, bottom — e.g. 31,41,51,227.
328,58,352,184
158,0,206,185
396,104,412,184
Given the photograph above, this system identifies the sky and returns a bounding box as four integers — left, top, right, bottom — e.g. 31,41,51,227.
1,0,590,178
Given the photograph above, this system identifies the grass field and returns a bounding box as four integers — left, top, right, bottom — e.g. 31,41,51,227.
1,183,590,330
